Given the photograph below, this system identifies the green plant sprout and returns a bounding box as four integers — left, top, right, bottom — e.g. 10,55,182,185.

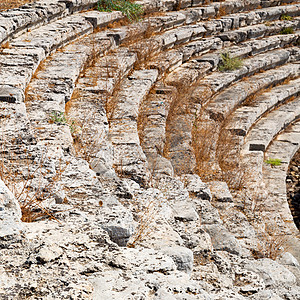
264,158,282,166
280,27,294,35
50,111,68,124
218,52,243,72
50,111,79,134
280,14,293,21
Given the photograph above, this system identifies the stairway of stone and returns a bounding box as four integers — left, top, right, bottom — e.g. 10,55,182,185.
263,120,300,258
164,48,299,174
0,0,300,299
238,97,300,230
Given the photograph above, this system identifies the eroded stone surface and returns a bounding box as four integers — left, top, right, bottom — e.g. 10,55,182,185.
0,0,300,299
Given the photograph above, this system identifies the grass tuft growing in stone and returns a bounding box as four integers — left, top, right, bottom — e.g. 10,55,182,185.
218,52,243,72
97,0,143,22
264,158,282,166
280,14,293,21
49,111,79,134
280,27,294,35
50,111,68,124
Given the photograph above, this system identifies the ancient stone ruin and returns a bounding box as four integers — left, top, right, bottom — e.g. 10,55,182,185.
0,0,300,298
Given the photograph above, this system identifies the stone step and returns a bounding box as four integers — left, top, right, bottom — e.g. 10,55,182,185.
148,17,300,77
138,84,177,177
244,97,300,152
0,1,296,96
1,0,290,46
0,15,94,90
205,61,300,123
227,76,300,136
166,30,299,85
198,30,300,69
165,48,298,174
108,69,158,186
66,48,138,177
199,47,297,97
241,121,300,238
11,14,93,55
24,32,115,154
0,0,108,44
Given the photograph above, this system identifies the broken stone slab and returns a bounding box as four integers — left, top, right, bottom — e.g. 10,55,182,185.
204,224,242,255
276,252,300,268
36,243,64,263
172,201,199,222
0,179,23,237
90,141,116,178
0,84,24,103
148,50,183,76
91,262,211,299
208,181,233,202
0,94,33,143
249,290,284,300
165,60,211,86
148,11,186,31
197,200,222,225
98,204,136,247
82,10,122,28
0,55,38,90
220,208,257,240
146,153,174,177
180,37,222,62
180,174,212,201
161,246,194,273
104,247,177,273
245,258,297,287
171,218,213,251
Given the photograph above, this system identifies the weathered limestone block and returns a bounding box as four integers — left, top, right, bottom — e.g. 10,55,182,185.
208,181,233,202
0,179,23,237
162,246,194,273
36,243,64,263
147,153,174,177
277,252,300,268
245,97,300,152
109,69,158,186
204,224,242,255
227,75,300,136
83,10,122,28
198,200,222,225
245,259,297,287
11,15,93,55
172,200,199,222
99,201,136,247
180,174,212,201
